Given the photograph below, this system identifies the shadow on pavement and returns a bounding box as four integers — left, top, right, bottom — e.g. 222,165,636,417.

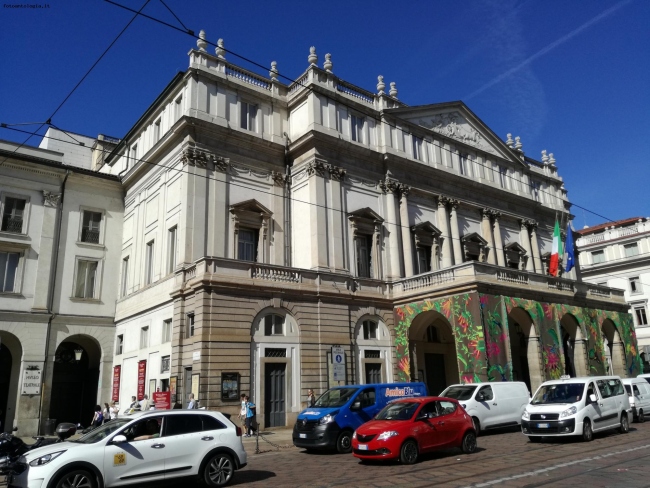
231,469,276,485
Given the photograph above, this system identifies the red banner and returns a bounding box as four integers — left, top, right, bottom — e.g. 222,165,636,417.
153,391,171,410
137,360,147,400
112,365,121,402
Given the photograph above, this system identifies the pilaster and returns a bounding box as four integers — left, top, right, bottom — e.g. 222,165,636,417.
492,212,506,267
449,200,462,265
326,165,346,272
519,219,534,272
308,159,329,269
437,197,453,268
31,191,61,311
480,208,495,265
399,185,414,277
529,221,543,274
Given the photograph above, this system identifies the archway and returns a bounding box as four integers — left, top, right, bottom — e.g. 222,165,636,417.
559,314,588,377
507,308,544,393
409,311,459,395
0,332,22,433
354,316,392,385
602,319,626,377
49,336,101,427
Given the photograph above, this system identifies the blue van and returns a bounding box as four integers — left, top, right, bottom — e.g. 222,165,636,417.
292,382,427,453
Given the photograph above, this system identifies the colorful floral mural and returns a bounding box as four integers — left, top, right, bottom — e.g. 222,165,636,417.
478,294,511,382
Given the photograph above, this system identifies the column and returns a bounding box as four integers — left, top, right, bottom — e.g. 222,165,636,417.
270,171,288,266
492,212,506,267
209,157,229,259
437,197,453,268
372,223,382,280
481,208,495,265
449,200,462,265
529,221,543,274
32,191,61,311
399,186,414,277
383,179,402,279
519,219,534,271
308,160,329,270
327,166,346,272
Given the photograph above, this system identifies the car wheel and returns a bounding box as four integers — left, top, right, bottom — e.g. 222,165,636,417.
204,452,234,487
620,413,630,434
639,410,645,423
582,419,593,442
461,431,477,454
472,417,481,436
336,430,353,454
55,469,96,488
528,436,541,443
399,439,418,465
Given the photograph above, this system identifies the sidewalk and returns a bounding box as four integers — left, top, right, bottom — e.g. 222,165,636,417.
242,428,296,452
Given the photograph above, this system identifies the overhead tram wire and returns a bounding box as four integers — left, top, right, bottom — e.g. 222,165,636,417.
0,0,151,168
103,0,617,227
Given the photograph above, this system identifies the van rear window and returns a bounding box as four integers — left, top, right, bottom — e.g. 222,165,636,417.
442,386,476,401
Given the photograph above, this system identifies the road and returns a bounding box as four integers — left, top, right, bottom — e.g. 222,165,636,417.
231,423,650,487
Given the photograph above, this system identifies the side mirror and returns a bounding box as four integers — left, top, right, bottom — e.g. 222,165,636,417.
589,394,597,403
351,401,361,411
112,435,127,444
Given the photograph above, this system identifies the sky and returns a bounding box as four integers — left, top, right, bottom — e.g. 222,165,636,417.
1,0,648,227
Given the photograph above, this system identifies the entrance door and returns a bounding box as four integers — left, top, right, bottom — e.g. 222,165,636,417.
365,363,382,384
424,353,447,396
264,363,286,427
0,344,11,431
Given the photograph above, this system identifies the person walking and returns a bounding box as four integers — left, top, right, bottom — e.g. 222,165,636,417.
103,403,111,424
129,396,140,411
109,401,119,420
187,393,197,409
91,405,104,428
244,395,256,437
307,389,316,407
140,394,152,411
238,393,247,431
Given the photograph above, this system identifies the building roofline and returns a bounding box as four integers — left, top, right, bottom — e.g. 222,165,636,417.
576,217,645,236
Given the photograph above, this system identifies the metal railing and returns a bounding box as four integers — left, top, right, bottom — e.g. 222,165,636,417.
81,228,100,244
1,216,23,233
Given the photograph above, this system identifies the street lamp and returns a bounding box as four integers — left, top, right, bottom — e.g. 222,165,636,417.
74,349,83,362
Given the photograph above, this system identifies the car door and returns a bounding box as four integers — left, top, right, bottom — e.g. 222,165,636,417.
594,380,617,429
434,401,461,447
103,416,166,487
475,385,497,428
163,413,212,479
414,401,442,451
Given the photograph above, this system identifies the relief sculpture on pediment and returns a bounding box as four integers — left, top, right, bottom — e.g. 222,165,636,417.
417,111,498,156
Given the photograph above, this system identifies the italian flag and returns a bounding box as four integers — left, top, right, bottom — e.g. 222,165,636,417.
549,219,563,277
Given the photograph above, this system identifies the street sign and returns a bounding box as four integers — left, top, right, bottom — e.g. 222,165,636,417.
331,346,345,382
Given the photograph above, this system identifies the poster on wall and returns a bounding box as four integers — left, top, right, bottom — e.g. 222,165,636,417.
170,376,177,404
326,351,347,389
153,391,171,409
21,363,42,395
137,360,147,400
191,373,200,404
221,373,240,401
112,365,121,402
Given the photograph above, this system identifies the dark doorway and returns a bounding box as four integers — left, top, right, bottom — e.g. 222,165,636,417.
365,363,382,384
509,321,532,391
264,363,286,427
49,342,99,427
561,326,576,377
424,353,447,395
0,344,12,431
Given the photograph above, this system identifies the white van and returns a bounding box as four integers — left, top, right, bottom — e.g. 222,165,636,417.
638,373,650,385
521,376,631,442
622,377,650,422
441,382,529,435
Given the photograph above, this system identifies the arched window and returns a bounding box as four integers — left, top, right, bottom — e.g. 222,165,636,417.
264,314,284,336
426,325,439,343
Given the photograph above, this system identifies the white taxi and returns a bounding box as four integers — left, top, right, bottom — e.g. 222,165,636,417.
8,410,247,488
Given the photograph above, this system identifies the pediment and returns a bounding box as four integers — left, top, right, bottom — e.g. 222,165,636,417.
461,232,488,246
230,199,272,217
411,221,441,236
348,207,384,223
385,102,525,166
505,242,527,254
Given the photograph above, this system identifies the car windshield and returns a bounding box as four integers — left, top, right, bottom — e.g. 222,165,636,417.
314,388,358,408
72,419,131,444
442,385,476,401
532,383,584,405
375,402,419,421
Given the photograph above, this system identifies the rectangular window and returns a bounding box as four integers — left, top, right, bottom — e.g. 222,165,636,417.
167,226,177,274
356,235,373,278
1,197,26,233
498,166,508,188
240,102,257,131
186,313,195,338
161,355,171,373
635,307,648,326
630,276,642,294
162,319,172,343
81,210,102,243
174,96,183,120
416,246,432,274
154,119,161,143
264,315,284,336
591,250,605,264
363,320,378,340
116,334,124,355
412,136,424,161
350,114,364,143
237,228,258,262
624,243,639,258
459,154,472,177
0,251,20,292
145,240,155,285
121,257,129,297
140,326,149,349
75,260,98,298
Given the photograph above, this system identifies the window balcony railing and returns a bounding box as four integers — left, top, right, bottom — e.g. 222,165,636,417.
1,216,23,233
81,229,100,244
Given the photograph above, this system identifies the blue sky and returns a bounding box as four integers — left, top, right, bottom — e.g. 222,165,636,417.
1,0,648,226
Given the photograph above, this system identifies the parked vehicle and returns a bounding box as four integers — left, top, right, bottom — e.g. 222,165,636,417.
638,373,650,385
441,382,529,435
622,377,650,422
293,382,428,453
0,423,76,474
6,410,246,488
521,376,631,442
351,397,477,464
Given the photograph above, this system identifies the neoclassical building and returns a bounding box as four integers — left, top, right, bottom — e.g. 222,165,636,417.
92,34,641,429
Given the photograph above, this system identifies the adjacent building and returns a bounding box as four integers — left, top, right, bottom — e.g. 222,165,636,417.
576,217,650,372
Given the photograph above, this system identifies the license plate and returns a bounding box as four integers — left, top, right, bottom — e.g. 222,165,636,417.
358,444,368,450
299,433,307,438
537,423,550,428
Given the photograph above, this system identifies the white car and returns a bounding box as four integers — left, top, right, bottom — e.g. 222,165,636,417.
8,410,247,488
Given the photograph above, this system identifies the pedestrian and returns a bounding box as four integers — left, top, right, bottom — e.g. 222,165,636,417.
140,394,152,411
244,395,256,436
91,405,104,428
237,393,247,431
129,396,140,411
103,403,111,423
187,393,197,409
307,389,316,407
109,401,119,420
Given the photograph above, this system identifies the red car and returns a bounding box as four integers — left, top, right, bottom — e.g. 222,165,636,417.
351,396,477,464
